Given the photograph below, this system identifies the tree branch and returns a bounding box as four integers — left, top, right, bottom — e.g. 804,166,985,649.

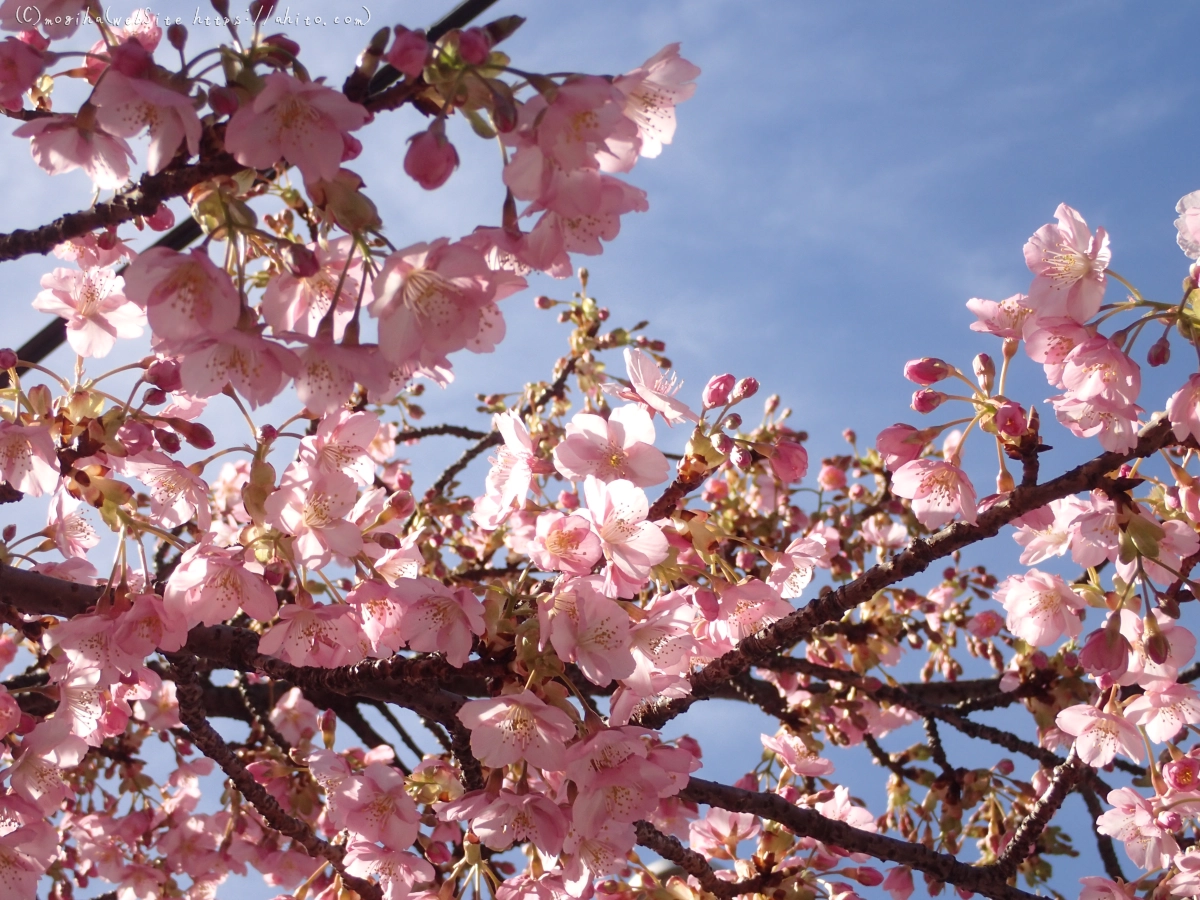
681,777,1041,900
633,820,783,899
992,748,1085,878
632,416,1175,730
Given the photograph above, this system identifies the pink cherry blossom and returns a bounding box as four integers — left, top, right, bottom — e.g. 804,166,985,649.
368,238,524,371
613,43,700,159
527,512,602,576
265,466,363,568
889,459,977,529
91,71,202,174
261,236,363,340
164,539,278,628
992,568,1084,647
476,410,543,528
297,409,380,486
1059,336,1140,407
0,36,42,111
761,731,834,777
343,840,433,900
122,247,241,343
713,578,792,645
689,807,760,859
540,576,635,686
334,762,421,849
552,404,668,486
224,72,369,183
1055,705,1143,767
386,26,429,78
258,602,369,667
1023,202,1109,322
1176,190,1200,258
393,575,485,667
1124,681,1200,743
13,112,135,189
0,422,59,497
1167,373,1200,444
1079,877,1136,900
603,347,698,426
766,533,831,599
582,476,669,598
457,690,577,770
174,328,300,408
1012,496,1088,565
1118,609,1196,687
437,789,567,855
966,293,1034,339
119,450,211,529
1097,786,1177,870
32,266,144,358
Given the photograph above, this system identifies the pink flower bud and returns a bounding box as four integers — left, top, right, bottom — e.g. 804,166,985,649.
1148,335,1171,367
712,432,734,455
387,26,429,79
903,357,954,386
764,393,780,415
993,400,1028,438
875,423,927,470
249,0,277,21
388,490,415,519
769,439,808,483
110,38,152,78
208,85,239,117
167,23,187,51
843,429,857,443
1158,810,1183,832
457,27,491,65
722,413,742,430
146,358,182,392
973,353,995,392
0,348,16,370
817,463,846,492
848,483,865,500
702,373,735,409
735,549,755,569
967,610,1003,638
1164,756,1200,792
731,376,759,402
910,389,946,413
404,124,460,190
259,424,278,443
375,532,400,550
2,524,16,542
1079,617,1130,678
559,490,579,510
282,242,320,278
848,867,883,887
171,419,215,450
145,204,175,232
262,34,301,60
153,428,181,453
534,295,554,310
995,758,1014,776
143,387,167,406
731,445,753,470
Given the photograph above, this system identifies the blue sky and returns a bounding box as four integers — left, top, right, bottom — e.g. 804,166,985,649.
8,0,1200,896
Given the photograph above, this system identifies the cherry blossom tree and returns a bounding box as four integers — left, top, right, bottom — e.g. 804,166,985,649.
0,4,1195,900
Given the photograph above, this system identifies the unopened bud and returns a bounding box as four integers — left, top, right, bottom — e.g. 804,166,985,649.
763,393,780,416
388,490,415,518
167,23,187,50
730,377,759,402
172,420,215,450
208,85,239,117
911,389,946,413
0,348,16,370
711,432,734,455
596,307,609,321
903,357,954,386
972,353,995,392
209,0,229,15
320,708,337,749
1144,616,1171,666
1148,335,1171,367
249,0,277,21
282,242,320,278
534,295,554,310
259,424,278,443
2,524,15,542
731,445,753,470
722,413,742,430
263,560,287,586
145,358,182,392
559,490,579,510
701,373,735,410
995,758,1014,776
842,429,856,444
153,429,182,453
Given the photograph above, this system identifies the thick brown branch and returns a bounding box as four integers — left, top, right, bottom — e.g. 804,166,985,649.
634,820,782,899
993,749,1085,877
0,154,243,263
633,417,1175,729
170,656,383,900
681,777,1040,900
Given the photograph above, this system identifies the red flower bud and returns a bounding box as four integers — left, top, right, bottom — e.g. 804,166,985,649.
903,357,954,386
0,348,17,370
910,389,946,413
702,373,735,409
